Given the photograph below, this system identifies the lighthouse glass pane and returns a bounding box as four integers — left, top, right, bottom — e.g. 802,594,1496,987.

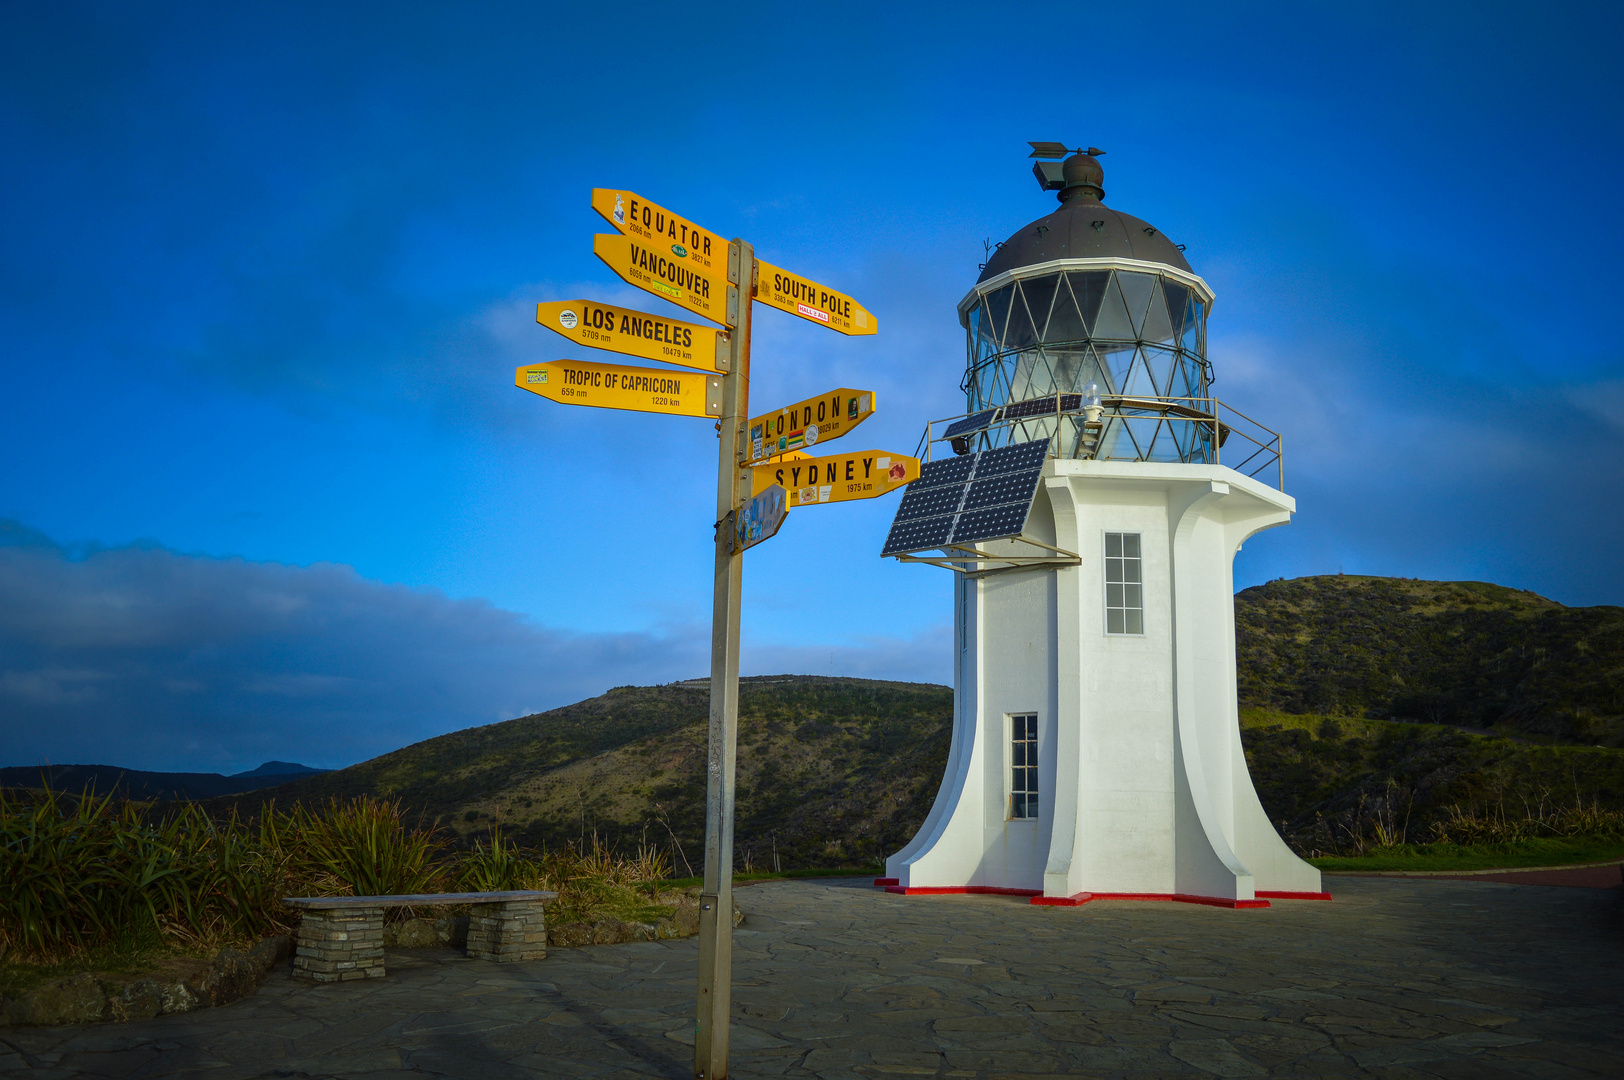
1093,275,1135,340
1117,272,1155,336
1045,278,1089,342
1020,275,1060,339
1004,291,1038,351
986,285,1014,347
1010,714,1039,819
1105,532,1144,636
1071,271,1108,333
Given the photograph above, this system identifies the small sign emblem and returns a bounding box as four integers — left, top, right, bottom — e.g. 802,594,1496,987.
558,309,579,329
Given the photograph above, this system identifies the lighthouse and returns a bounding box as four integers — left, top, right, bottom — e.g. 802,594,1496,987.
879,145,1324,907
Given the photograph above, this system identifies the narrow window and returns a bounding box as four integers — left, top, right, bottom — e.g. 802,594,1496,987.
1105,532,1143,634
1010,714,1038,819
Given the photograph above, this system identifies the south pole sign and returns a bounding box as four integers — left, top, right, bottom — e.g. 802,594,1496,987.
754,258,877,336
515,188,910,1080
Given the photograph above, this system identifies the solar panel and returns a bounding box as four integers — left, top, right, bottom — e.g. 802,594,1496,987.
975,439,1051,478
942,409,998,439
914,455,975,489
881,513,955,557
895,482,966,522
881,437,1051,557
951,502,1033,546
961,468,1042,511
1002,394,1081,421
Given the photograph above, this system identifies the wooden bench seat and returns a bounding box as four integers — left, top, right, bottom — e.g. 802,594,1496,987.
281,890,557,983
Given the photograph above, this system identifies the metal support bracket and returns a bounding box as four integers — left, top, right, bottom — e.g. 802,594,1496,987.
717,510,737,555
894,535,1081,578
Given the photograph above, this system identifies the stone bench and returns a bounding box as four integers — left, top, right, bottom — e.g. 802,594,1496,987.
281,890,556,983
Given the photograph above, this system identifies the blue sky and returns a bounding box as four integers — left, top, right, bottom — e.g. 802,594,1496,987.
2,2,1620,772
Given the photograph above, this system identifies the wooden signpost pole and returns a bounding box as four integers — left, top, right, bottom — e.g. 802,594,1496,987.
695,238,753,1080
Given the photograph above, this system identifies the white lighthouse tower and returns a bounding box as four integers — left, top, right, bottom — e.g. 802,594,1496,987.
880,147,1324,907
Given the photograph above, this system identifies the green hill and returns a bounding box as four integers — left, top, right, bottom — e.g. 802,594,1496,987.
204,576,1624,867
213,676,952,872
1235,575,1624,746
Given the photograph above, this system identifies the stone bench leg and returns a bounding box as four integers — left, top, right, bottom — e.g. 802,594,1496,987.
293,908,386,983
466,900,548,962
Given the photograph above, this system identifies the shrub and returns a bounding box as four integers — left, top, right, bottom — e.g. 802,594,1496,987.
0,788,680,964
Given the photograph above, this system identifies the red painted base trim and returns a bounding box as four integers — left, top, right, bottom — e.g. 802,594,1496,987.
1030,891,1271,909
884,885,1043,897
1174,893,1271,909
1256,890,1333,901
872,877,899,887
885,886,1270,908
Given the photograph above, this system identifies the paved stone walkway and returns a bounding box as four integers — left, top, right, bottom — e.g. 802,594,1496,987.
2,876,1620,1078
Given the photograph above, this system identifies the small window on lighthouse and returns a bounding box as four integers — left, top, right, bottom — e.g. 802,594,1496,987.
1105,533,1144,635
1010,714,1039,819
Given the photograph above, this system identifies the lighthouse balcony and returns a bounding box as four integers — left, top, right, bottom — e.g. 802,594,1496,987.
918,392,1283,491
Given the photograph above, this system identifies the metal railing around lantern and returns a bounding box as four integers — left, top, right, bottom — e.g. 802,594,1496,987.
915,393,1284,490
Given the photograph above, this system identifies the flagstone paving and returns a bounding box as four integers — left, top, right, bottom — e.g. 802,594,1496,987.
2,876,1620,1078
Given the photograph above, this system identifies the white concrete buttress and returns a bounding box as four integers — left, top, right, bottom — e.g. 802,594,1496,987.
885,459,1322,903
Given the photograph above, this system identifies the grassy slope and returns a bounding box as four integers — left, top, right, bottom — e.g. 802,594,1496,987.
1310,838,1624,873
1238,707,1624,854
212,676,953,872
1234,576,1624,745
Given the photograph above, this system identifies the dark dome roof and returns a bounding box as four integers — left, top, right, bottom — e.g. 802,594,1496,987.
979,160,1190,282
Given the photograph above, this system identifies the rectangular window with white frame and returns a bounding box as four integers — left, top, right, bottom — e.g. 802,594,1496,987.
1105,532,1143,634
1010,713,1038,819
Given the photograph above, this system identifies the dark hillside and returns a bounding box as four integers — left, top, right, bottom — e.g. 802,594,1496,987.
1239,709,1624,853
0,763,327,802
1235,576,1624,745
209,676,954,871
231,680,714,815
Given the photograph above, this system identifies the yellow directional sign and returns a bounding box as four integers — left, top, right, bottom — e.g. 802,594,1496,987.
748,388,875,462
594,233,732,327
592,188,727,277
751,449,919,508
515,360,722,418
754,258,876,336
536,300,727,373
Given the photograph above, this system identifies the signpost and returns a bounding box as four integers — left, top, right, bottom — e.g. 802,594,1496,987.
754,258,877,336
752,449,919,507
537,300,728,372
516,188,905,1080
594,233,732,326
514,360,723,418
747,388,874,462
